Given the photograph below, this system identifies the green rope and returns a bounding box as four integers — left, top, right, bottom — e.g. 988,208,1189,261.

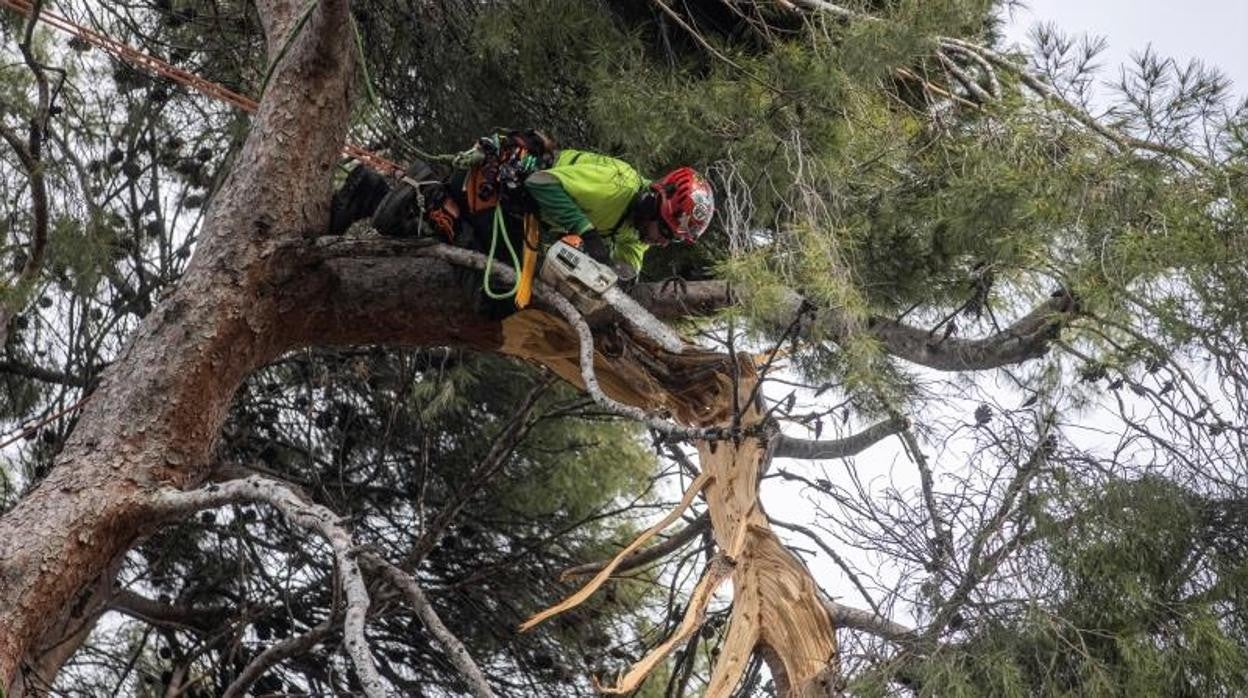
350,13,378,106
481,206,522,300
260,0,319,97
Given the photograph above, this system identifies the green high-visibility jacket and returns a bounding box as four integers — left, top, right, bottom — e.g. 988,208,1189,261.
523,149,650,273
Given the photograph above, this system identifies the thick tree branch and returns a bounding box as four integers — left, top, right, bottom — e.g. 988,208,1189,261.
0,76,50,347
863,294,1076,370
634,277,1073,370
772,417,907,460
820,597,917,646
297,241,1074,373
300,239,726,439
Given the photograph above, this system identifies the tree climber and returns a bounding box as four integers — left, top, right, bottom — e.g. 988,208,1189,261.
329,130,714,316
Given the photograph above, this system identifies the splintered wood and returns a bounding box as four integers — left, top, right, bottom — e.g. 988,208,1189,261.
502,310,838,697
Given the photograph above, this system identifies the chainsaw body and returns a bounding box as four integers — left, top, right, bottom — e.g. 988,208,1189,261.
538,240,687,354
539,240,618,316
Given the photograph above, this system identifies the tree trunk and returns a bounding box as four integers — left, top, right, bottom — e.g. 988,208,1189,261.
0,3,843,694
0,0,358,688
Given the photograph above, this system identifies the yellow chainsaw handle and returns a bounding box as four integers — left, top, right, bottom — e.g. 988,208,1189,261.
514,214,542,308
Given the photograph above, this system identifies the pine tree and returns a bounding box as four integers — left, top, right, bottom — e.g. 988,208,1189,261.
1,0,1245,696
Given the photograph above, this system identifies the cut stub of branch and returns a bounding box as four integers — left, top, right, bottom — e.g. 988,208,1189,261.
519,470,713,632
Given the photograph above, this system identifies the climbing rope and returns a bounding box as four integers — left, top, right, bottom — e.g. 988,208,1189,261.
481,205,522,300
0,0,402,175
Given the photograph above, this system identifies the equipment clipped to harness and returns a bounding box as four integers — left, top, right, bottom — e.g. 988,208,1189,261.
465,129,557,214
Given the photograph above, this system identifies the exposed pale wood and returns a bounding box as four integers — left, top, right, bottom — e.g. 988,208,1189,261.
559,515,710,580
503,310,839,696
518,470,712,633
595,555,734,694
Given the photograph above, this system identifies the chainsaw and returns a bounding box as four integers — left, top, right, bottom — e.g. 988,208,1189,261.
539,240,686,354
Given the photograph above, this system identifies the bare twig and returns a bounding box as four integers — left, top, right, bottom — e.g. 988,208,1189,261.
221,619,335,698
771,517,881,615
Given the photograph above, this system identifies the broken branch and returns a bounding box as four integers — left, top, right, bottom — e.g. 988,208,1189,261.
520,470,713,632
560,514,710,580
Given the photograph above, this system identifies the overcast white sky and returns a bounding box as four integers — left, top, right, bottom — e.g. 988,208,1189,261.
1001,0,1248,99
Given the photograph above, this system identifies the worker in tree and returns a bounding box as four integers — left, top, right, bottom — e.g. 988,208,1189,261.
330,130,714,315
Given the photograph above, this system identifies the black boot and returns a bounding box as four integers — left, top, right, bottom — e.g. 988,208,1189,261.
373,159,451,239
329,166,391,235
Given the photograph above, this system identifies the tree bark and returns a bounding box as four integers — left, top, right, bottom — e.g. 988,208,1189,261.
0,2,1071,692
0,0,356,688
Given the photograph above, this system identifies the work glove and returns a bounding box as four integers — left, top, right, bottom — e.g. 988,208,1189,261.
579,229,611,266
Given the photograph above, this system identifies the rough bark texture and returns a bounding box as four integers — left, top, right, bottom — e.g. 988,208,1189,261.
0,0,357,688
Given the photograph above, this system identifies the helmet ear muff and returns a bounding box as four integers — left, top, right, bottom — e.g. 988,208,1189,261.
634,190,660,225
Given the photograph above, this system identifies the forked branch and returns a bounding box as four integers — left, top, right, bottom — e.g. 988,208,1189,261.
150,476,386,698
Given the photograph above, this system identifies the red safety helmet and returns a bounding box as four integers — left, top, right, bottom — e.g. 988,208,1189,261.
651,167,714,244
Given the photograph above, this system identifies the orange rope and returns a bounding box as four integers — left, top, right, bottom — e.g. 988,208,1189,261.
0,0,402,174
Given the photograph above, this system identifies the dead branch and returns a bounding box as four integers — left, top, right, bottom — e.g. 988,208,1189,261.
520,470,713,632
560,514,710,579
